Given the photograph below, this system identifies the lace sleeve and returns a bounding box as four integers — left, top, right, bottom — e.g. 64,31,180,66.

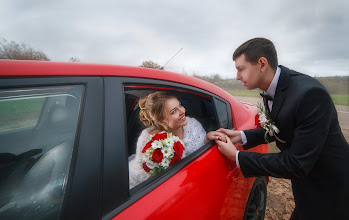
183,117,207,155
129,127,153,189
135,127,153,159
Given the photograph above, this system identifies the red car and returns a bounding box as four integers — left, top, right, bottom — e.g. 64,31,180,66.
0,60,269,220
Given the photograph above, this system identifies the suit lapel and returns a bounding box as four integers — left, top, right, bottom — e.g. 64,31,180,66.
271,65,290,121
263,96,270,113
271,91,286,120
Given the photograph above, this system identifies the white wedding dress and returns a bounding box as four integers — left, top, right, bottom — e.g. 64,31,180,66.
129,117,206,189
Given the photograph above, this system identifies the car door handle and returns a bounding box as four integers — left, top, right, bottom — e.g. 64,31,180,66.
226,167,240,181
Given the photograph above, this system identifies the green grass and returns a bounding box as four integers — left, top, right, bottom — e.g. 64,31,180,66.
224,89,261,97
330,94,349,106
224,89,349,106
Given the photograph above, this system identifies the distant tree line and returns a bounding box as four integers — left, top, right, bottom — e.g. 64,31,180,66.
0,38,50,61
139,60,163,70
315,76,349,94
0,38,79,62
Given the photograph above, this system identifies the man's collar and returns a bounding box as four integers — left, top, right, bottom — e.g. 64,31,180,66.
264,66,281,99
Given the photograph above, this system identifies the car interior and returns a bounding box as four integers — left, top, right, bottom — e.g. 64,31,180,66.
124,87,219,158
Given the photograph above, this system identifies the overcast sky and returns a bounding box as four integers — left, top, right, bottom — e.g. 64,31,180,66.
1,0,349,78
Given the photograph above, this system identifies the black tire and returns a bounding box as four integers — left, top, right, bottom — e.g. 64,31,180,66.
243,177,267,220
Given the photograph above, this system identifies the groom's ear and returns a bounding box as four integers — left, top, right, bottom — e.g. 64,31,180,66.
258,57,268,72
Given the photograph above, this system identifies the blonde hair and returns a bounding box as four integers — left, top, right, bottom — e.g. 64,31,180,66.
139,91,176,128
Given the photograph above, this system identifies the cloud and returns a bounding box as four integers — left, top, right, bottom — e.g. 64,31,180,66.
0,0,348,77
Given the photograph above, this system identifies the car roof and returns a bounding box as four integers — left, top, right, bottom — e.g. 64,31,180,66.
0,60,254,129
1,60,227,97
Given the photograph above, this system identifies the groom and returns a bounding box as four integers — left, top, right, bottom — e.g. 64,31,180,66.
216,37,349,219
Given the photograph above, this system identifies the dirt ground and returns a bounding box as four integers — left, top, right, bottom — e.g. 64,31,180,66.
265,177,295,220
234,96,349,220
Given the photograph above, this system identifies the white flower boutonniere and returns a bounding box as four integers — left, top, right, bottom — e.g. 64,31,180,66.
255,103,286,143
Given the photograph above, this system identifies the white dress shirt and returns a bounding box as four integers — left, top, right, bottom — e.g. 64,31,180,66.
236,67,281,168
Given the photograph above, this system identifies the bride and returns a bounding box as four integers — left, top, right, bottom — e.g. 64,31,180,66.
129,91,226,189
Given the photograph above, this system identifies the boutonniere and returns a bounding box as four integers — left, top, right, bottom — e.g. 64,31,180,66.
255,103,286,143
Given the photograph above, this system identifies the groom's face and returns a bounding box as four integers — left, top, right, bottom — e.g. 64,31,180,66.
235,54,262,90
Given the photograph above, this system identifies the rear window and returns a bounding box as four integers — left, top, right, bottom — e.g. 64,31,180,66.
0,85,83,219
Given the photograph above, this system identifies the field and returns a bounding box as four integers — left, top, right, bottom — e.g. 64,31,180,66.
226,89,349,106
196,74,349,106
224,89,261,98
330,94,349,106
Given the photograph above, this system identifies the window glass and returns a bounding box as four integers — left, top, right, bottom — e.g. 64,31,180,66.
124,86,218,190
0,85,83,220
214,98,229,128
0,97,45,133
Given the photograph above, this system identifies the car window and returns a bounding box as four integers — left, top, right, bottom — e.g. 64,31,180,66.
0,85,83,220
214,98,229,128
125,85,219,190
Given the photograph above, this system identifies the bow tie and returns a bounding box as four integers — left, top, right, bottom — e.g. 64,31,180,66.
260,93,273,101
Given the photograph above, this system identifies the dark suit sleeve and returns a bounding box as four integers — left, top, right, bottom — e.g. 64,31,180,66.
243,128,276,150
239,87,332,179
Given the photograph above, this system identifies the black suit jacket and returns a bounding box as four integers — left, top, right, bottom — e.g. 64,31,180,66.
239,65,349,219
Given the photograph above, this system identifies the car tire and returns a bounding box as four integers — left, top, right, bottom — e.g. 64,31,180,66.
243,177,267,220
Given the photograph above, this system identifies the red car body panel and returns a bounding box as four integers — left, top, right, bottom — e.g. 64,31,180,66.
0,60,269,219
114,149,250,219
0,60,256,131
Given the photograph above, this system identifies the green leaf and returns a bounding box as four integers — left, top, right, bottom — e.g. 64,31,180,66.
151,166,166,176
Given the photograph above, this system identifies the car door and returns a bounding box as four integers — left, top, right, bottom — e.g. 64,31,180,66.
0,77,104,220
101,77,250,219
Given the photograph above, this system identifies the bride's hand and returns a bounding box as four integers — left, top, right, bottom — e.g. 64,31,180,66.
216,128,242,144
205,131,227,143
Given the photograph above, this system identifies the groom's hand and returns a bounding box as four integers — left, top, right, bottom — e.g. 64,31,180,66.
215,135,237,161
216,128,242,144
206,131,227,143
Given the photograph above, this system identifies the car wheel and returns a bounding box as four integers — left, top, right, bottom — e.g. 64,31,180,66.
243,177,267,220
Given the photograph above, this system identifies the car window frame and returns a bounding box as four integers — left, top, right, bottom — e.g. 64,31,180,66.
0,77,103,220
213,96,233,129
102,76,234,219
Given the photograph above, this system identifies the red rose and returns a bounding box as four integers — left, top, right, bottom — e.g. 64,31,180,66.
173,141,184,157
142,141,153,153
152,149,163,163
255,114,262,128
169,155,181,166
143,162,151,172
152,132,167,141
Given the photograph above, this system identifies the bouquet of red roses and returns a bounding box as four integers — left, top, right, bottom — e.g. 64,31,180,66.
141,131,185,175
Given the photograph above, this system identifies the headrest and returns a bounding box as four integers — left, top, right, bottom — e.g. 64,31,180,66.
48,105,73,129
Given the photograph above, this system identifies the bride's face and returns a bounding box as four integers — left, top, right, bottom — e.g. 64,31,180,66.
161,97,187,130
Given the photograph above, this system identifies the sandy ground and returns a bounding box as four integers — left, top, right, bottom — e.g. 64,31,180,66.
234,96,349,220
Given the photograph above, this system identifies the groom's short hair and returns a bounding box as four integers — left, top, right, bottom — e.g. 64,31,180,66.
233,37,278,70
